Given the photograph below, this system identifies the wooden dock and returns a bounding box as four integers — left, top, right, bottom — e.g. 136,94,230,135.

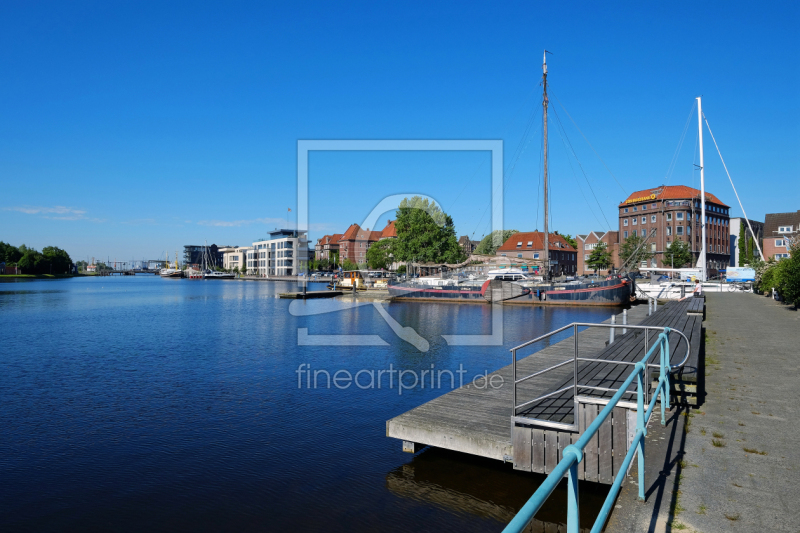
386,298,703,484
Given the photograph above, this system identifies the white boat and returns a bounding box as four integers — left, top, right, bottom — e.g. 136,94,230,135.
487,268,538,281
160,251,184,278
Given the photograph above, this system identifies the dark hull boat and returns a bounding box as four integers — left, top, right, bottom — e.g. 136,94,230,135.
388,279,531,302
509,275,635,306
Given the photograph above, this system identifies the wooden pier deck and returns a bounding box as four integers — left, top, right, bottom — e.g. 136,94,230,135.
386,298,703,484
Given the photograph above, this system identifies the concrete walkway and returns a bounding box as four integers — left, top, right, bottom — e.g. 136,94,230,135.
607,292,800,532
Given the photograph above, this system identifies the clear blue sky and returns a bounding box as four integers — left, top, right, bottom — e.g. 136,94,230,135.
1,1,797,262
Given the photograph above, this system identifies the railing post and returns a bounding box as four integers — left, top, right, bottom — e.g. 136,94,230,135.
654,298,658,312
512,348,517,441
567,461,580,533
609,315,616,344
622,309,627,335
663,330,671,410
636,365,646,501
659,335,666,425
573,324,579,421
647,297,652,316
644,329,649,407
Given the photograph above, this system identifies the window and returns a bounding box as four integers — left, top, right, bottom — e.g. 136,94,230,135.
778,225,793,233
641,229,647,237
633,206,638,212
667,226,672,236
666,213,672,221
641,217,646,224
640,261,647,268
623,219,628,226
642,205,647,211
533,253,539,259
776,253,790,260
652,203,657,208
676,212,684,220
584,254,590,261
632,218,637,225
624,231,628,238
776,239,784,247
527,241,533,247
517,253,523,258
677,226,684,235
651,215,656,223
651,243,657,252
516,242,522,248
686,225,691,235
624,208,629,213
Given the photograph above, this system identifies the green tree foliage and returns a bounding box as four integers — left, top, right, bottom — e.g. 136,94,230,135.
342,259,358,271
9,244,73,274
366,239,393,270
664,239,693,268
737,224,748,266
777,244,800,307
474,230,519,255
392,203,465,264
318,258,330,271
586,242,612,272
396,264,406,274
398,196,446,226
0,241,23,264
619,233,653,271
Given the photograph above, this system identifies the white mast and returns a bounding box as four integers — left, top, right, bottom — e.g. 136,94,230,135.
696,96,707,282
542,51,550,281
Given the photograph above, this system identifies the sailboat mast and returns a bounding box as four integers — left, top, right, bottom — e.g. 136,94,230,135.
697,96,707,282
542,51,550,281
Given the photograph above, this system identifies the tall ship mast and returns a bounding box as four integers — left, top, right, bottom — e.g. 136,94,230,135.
542,51,550,281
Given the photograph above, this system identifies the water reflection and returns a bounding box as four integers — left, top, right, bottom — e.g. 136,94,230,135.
387,448,609,532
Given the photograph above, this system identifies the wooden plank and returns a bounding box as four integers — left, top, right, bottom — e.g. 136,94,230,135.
513,425,532,472
544,430,558,475
599,406,613,484
557,429,569,467
583,403,599,483
611,406,627,477
531,428,545,474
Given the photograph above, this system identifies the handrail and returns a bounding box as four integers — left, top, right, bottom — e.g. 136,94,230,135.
503,328,674,533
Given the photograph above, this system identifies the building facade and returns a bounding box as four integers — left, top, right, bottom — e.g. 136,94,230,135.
729,218,764,266
496,231,577,276
576,231,620,275
247,229,309,277
221,246,252,271
762,210,799,261
458,235,479,255
183,244,225,269
315,233,343,262
619,185,731,273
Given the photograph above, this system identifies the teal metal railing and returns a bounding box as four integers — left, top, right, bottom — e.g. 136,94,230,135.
504,327,678,533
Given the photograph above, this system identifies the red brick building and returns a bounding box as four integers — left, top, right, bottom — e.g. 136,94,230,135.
314,233,343,261
496,231,577,276
576,231,620,275
333,220,396,265
762,210,799,261
619,185,731,273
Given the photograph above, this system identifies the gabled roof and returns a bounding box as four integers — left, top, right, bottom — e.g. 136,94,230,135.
619,185,728,208
381,220,397,239
339,224,383,242
497,231,577,252
764,210,800,236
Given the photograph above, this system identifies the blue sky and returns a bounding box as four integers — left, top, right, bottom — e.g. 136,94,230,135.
1,1,797,262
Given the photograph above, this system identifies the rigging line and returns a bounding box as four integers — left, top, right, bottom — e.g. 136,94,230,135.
549,86,628,196
445,85,540,215
551,103,612,230
551,107,606,230
703,113,765,260
664,101,696,184
470,100,542,238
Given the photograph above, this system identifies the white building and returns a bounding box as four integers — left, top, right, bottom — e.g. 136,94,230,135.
247,229,309,277
220,246,251,271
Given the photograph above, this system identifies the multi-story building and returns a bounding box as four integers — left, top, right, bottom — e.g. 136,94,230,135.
576,231,620,275
762,210,799,261
315,233,343,262
183,244,225,268
729,218,764,266
496,231,577,276
458,235,480,255
220,246,252,271
619,185,731,273
247,229,309,277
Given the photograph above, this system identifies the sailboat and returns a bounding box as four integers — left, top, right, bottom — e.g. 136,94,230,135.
202,242,234,279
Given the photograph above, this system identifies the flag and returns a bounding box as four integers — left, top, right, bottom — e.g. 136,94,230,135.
288,208,291,212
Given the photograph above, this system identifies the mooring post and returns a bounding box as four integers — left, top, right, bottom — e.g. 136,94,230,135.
609,314,616,344
654,298,658,313
622,309,627,335
647,298,652,316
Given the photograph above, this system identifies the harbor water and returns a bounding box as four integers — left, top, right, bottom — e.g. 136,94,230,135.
0,276,621,532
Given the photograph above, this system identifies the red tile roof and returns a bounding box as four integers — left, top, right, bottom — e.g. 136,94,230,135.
380,220,397,239
497,232,577,252
619,185,728,207
339,224,383,242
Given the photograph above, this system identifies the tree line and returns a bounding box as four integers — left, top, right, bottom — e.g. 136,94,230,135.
0,241,74,275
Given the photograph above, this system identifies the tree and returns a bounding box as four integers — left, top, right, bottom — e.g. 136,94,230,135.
398,196,446,226
392,203,465,264
664,240,693,269
474,230,519,255
586,242,612,273
738,224,748,266
776,244,800,308
366,239,392,270
0,241,22,264
318,258,330,271
342,259,358,271
619,233,653,271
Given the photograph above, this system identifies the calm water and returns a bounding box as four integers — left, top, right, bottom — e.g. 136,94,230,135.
0,276,621,532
